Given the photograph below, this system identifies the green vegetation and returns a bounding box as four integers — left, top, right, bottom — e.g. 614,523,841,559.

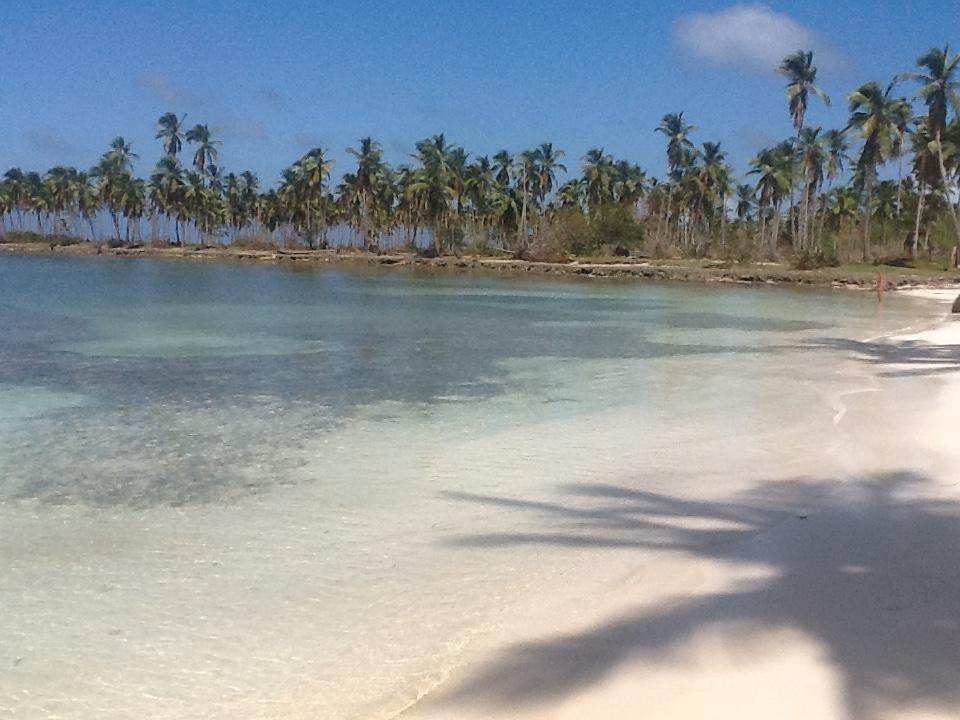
2,47,960,268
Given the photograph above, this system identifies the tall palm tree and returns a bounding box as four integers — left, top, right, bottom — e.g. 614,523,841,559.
655,112,696,245
909,119,942,256
185,124,221,180
901,46,960,256
779,51,830,249
847,81,908,258
778,51,831,132
515,149,538,254
346,137,385,249
534,143,566,207
156,112,186,157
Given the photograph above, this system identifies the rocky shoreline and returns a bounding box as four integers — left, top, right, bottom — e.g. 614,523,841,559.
3,241,960,292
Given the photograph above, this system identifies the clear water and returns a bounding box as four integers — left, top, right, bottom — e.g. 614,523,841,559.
0,256,936,719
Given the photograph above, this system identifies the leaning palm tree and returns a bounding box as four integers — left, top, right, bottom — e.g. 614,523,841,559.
155,112,186,157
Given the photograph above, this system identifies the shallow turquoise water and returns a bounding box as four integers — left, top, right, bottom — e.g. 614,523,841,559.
0,255,936,719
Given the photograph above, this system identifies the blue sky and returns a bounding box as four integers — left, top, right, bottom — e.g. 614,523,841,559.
0,1,956,186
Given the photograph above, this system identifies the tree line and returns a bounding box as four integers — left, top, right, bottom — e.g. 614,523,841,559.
2,47,960,266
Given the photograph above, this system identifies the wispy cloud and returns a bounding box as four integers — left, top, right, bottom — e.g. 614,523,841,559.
735,126,781,153
217,117,268,141
136,72,207,106
25,126,73,156
256,87,286,108
292,132,324,152
673,4,849,75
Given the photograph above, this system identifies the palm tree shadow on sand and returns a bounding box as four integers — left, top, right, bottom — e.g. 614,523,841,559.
429,472,960,720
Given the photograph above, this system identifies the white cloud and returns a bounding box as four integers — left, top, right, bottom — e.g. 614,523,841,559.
673,4,848,74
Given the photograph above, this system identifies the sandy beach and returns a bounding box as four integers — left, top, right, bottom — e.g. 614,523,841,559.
402,290,960,720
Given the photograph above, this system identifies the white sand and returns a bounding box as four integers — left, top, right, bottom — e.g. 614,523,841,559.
403,300,960,720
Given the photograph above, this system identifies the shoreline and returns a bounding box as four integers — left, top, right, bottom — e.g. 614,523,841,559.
3,241,960,292
400,294,960,720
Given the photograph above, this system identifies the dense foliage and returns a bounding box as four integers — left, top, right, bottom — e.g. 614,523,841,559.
3,48,960,265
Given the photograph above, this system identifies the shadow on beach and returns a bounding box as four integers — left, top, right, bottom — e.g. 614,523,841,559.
428,471,960,720
802,333,960,378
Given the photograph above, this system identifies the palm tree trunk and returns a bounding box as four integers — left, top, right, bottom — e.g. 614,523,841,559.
771,205,781,255
896,154,904,218
912,182,926,259
934,130,960,264
659,187,673,248
518,170,528,257
862,174,875,262
758,206,767,251
720,193,727,250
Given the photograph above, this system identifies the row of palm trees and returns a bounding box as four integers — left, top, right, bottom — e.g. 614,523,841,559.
2,47,959,264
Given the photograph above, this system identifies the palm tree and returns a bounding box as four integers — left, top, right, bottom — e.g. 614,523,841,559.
796,127,826,251
3,168,27,229
492,150,514,187
749,146,792,253
846,81,908,258
698,142,731,248
901,46,960,258
534,143,566,208
872,180,899,246
156,112,186,157
408,136,456,255
909,119,942,256
185,124,221,180
778,51,831,132
346,137,385,249
120,176,146,244
514,149,539,254
827,186,862,260
655,112,696,245
735,183,756,221
779,51,830,250
104,137,138,174
149,155,186,245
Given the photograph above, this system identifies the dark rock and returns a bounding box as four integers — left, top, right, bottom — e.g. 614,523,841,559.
951,294,960,314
